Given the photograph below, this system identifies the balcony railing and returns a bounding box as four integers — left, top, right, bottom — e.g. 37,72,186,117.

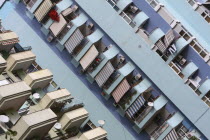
135,106,153,123
120,12,136,28
169,62,184,79
150,122,169,140
106,0,119,11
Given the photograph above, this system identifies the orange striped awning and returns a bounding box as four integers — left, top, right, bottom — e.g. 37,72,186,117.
112,79,130,103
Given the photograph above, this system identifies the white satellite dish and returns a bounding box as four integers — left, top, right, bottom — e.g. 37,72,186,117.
54,123,62,130
0,115,9,123
148,102,154,107
98,120,105,127
33,93,40,99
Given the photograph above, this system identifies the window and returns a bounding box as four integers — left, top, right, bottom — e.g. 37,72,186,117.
169,62,183,79
189,40,208,59
201,12,207,18
179,29,191,41
205,16,210,23
120,12,136,28
2,73,14,83
27,0,38,9
202,96,210,107
146,0,159,8
50,81,57,88
106,0,119,12
187,0,195,6
186,0,210,24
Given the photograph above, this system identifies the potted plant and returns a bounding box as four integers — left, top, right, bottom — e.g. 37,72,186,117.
5,129,17,140
189,136,200,140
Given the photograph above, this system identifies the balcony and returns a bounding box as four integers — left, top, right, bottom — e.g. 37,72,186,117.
79,127,107,140
135,106,153,124
150,122,169,140
0,81,31,111
0,55,6,74
169,61,184,79
198,79,210,97
86,56,103,73
58,107,89,131
24,69,53,89
133,95,168,133
145,111,183,140
202,93,210,107
102,71,121,90
6,51,36,72
11,109,57,140
0,31,19,52
103,62,134,95
106,0,120,11
120,12,136,28
73,30,104,63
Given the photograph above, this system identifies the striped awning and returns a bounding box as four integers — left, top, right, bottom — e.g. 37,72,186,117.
112,79,130,103
164,29,175,47
163,129,179,140
95,61,115,87
34,0,53,22
80,45,99,70
65,29,84,54
50,14,67,37
1,39,19,46
125,95,145,119
156,39,168,54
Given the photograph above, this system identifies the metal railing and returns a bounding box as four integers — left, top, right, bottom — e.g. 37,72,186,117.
135,106,153,123
120,12,136,28
151,123,169,140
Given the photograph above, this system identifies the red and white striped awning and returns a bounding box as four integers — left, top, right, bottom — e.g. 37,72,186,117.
95,61,115,87
163,129,179,140
112,79,130,103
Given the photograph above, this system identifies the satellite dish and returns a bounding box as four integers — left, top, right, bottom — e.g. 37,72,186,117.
33,93,40,99
0,115,9,123
148,102,154,107
54,123,62,130
98,120,105,127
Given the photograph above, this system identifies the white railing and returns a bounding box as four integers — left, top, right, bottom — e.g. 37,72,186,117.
186,0,210,23
169,62,184,78
120,12,136,28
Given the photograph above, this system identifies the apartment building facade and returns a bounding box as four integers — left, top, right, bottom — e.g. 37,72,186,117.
1,0,210,139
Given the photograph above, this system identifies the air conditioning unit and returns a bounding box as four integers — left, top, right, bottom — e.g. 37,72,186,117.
135,74,142,81
87,23,94,29
120,57,125,63
130,6,138,13
179,58,187,66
